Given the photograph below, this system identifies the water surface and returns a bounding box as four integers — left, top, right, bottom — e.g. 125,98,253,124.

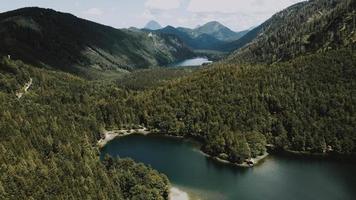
169,57,212,67
100,134,356,200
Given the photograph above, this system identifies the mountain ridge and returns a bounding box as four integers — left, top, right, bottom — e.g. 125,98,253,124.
192,21,248,41
144,21,250,52
1,1,356,199
0,7,194,78
227,0,355,64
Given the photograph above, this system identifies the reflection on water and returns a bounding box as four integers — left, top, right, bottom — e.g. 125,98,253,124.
101,134,356,200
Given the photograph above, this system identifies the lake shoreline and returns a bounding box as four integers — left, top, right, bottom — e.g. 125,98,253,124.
270,148,356,163
198,150,269,168
98,129,269,167
169,187,190,200
99,129,355,164
98,130,355,166
168,57,212,67
98,127,150,148
101,133,356,200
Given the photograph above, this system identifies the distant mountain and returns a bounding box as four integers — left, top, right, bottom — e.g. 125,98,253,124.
153,26,225,51
227,0,355,64
144,20,162,30
133,0,356,165
148,21,250,52
218,23,265,52
0,8,193,78
192,21,247,42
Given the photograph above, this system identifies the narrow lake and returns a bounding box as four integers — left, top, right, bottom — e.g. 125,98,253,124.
169,57,212,67
100,134,356,200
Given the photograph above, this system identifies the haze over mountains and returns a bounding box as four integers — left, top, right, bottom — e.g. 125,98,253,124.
144,21,250,51
144,20,162,30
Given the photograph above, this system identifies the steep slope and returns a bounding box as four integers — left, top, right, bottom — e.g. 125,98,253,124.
144,20,162,30
227,0,356,64
0,7,193,78
218,23,265,52
0,57,170,199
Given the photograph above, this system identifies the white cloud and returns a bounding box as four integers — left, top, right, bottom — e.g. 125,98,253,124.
183,0,305,30
82,8,103,16
187,0,304,14
145,0,181,10
142,9,156,20
140,0,305,31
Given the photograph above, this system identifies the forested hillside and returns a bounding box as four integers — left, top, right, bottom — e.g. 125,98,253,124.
219,24,265,52
135,49,356,163
1,0,355,198
116,67,198,91
228,0,355,64
1,48,354,199
0,7,193,78
0,58,169,199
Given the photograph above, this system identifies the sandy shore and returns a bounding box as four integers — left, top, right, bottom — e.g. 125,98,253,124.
98,127,150,148
169,187,190,200
251,152,269,165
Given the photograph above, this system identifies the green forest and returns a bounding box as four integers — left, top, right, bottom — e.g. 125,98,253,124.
134,48,355,163
228,0,355,64
0,58,168,199
1,47,355,199
0,0,355,199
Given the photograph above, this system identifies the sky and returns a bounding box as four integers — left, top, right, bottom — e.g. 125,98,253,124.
0,0,305,31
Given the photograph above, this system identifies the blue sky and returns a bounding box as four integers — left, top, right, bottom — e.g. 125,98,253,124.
0,0,304,31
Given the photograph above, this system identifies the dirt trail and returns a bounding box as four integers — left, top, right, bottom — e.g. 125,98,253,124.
16,78,32,99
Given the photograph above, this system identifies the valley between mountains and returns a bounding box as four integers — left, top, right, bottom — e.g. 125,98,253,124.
0,0,355,199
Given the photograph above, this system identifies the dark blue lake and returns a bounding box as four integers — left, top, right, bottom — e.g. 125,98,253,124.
100,134,356,200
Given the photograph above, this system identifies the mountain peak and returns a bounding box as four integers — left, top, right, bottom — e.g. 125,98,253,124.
144,20,162,30
193,21,241,41
197,21,231,32
203,21,225,27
